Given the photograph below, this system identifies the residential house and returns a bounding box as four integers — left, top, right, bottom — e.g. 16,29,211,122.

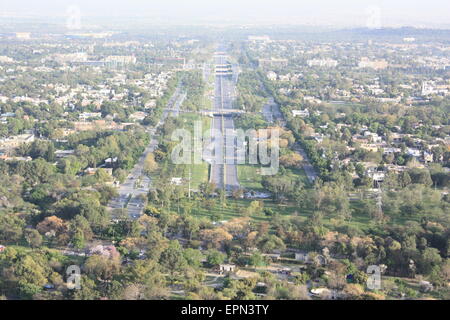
218,264,236,274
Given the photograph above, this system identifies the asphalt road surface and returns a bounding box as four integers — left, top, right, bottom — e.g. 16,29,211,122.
109,85,185,220
293,144,318,184
260,80,317,185
262,97,284,124
210,49,240,191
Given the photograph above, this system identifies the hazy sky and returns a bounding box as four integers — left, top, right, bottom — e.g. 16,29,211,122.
1,0,450,27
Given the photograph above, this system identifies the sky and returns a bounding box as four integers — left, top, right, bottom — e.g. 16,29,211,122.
1,0,450,28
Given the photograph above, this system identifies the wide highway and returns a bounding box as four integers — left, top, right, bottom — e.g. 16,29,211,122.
210,46,239,191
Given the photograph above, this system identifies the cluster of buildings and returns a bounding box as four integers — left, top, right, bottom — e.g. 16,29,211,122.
0,38,190,164
251,39,450,187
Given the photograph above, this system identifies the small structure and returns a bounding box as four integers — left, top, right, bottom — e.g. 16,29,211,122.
129,112,148,122
419,281,434,293
104,157,118,166
310,288,340,300
292,109,310,118
55,150,75,158
171,177,183,186
264,253,281,261
84,167,113,176
88,244,120,260
295,252,310,263
295,252,327,265
218,264,236,274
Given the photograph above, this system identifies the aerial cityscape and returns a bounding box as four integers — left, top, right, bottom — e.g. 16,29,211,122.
0,0,449,304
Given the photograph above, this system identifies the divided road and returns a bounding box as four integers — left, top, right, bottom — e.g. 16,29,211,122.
210,49,240,191
293,144,318,184
262,97,284,125
261,86,318,184
109,85,186,220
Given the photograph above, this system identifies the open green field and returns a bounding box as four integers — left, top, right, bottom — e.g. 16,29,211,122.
237,165,264,190
151,113,211,190
183,195,430,234
185,113,211,189
238,164,311,191
323,102,366,109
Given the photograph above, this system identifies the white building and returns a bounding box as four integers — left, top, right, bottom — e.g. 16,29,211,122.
104,55,137,65
358,57,388,70
292,109,310,118
266,71,277,81
307,59,338,68
171,177,183,186
218,264,236,274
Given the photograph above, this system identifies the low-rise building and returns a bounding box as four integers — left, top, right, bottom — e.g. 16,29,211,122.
218,264,236,274
292,109,310,118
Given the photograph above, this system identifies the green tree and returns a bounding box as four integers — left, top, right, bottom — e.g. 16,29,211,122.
24,229,43,249
183,248,204,269
159,241,188,274
206,249,226,267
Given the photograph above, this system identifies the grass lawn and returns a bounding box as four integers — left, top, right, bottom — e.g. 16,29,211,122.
183,163,209,191
151,113,211,190
184,195,423,235
238,164,311,191
324,102,366,109
287,166,311,186
186,196,314,223
185,114,211,189
238,165,264,190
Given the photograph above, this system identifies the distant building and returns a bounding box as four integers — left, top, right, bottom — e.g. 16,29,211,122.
303,96,322,104
79,112,102,121
0,56,14,64
129,112,148,122
307,59,338,68
371,171,385,182
218,264,236,274
422,81,436,96
54,52,88,64
258,58,288,69
383,147,401,155
5,156,32,162
266,71,277,81
55,150,75,158
419,281,434,293
360,144,379,153
84,167,113,176
407,148,421,158
88,244,120,259
0,133,35,150
153,57,185,68
248,35,271,42
171,177,183,186
292,109,310,118
295,252,310,262
310,288,340,300
103,55,137,66
104,157,118,166
15,32,31,40
423,151,434,163
144,100,157,109
358,57,388,70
